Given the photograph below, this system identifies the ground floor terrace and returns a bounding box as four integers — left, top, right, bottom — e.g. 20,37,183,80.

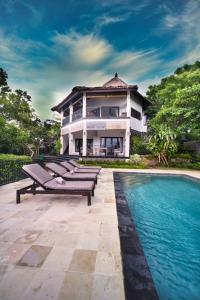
61,129,130,157
0,168,200,300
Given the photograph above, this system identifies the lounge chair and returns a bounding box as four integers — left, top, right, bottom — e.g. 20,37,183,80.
16,163,95,206
60,161,100,174
69,159,101,173
45,162,98,184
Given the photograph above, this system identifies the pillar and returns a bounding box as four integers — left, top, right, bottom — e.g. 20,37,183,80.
126,90,131,117
68,132,74,155
82,120,87,156
125,120,130,157
60,135,64,154
83,92,86,118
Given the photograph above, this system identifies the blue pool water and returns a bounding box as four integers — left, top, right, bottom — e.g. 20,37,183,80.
120,173,200,300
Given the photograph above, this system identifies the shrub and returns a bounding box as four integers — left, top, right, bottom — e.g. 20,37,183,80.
0,154,31,186
129,154,142,165
173,153,192,160
0,154,30,160
130,136,149,155
81,159,147,169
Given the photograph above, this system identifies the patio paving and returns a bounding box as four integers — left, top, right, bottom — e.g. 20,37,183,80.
0,169,124,300
0,167,200,300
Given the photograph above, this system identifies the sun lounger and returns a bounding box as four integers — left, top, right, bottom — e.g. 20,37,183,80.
60,161,100,174
69,159,101,172
45,162,98,184
16,163,95,206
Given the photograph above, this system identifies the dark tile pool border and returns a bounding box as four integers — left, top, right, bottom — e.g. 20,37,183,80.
113,172,159,300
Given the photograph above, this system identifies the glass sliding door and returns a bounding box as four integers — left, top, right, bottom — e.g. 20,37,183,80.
100,137,123,156
75,139,93,155
101,107,119,117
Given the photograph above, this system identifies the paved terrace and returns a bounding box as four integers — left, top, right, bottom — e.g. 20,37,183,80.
0,168,200,300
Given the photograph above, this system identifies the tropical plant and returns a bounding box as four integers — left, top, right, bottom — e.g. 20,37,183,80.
147,125,177,165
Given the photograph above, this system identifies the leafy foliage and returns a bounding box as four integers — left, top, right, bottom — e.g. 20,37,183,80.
0,68,61,157
0,156,31,186
146,61,200,164
147,125,177,165
130,135,149,155
81,160,147,169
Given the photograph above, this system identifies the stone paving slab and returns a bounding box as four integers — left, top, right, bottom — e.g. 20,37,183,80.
0,169,125,300
0,168,199,300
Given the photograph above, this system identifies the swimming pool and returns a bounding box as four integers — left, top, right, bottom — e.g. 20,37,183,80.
119,173,200,300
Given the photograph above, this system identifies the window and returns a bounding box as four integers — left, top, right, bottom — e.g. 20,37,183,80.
131,108,141,120
100,137,123,156
75,139,82,153
75,139,93,154
87,107,100,117
101,106,119,117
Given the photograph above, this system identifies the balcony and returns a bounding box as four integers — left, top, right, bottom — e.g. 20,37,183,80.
62,105,128,128
86,106,126,118
62,115,70,126
72,108,83,122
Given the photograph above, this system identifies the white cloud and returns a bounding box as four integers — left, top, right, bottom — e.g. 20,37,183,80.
0,29,161,119
163,0,200,64
51,31,112,66
94,14,130,31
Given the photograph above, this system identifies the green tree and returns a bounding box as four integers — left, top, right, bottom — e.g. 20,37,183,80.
0,67,60,157
146,61,200,119
147,125,177,165
146,61,200,163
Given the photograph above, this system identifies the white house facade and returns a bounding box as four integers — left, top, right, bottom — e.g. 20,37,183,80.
52,74,150,158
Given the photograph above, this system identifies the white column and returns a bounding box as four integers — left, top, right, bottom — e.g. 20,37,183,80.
125,121,130,157
68,131,74,155
83,92,86,118
60,111,63,126
126,90,131,117
60,135,64,154
69,105,73,123
60,111,64,154
82,120,87,156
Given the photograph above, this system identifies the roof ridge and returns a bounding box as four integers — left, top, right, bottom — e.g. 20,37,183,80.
103,74,128,88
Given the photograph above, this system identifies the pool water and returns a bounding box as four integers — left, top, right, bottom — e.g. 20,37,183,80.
120,173,200,300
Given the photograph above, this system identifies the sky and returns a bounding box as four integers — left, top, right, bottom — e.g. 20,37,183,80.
0,0,200,119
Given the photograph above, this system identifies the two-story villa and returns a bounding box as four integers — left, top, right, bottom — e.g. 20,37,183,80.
51,73,150,158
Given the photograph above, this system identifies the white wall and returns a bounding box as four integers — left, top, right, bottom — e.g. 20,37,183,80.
130,94,147,132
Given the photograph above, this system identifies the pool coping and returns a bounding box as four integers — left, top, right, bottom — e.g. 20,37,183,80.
113,172,160,300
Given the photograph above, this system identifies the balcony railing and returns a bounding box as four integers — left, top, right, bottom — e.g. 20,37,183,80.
62,115,70,127
86,107,125,118
72,108,83,121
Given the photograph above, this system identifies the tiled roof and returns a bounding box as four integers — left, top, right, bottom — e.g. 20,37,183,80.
51,73,149,112
103,73,128,88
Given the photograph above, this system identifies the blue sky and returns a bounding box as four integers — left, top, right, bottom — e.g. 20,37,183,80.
0,0,200,119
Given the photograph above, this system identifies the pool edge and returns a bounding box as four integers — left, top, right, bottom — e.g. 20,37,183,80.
113,171,159,300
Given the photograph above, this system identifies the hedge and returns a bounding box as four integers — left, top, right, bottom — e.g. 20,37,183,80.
0,155,32,186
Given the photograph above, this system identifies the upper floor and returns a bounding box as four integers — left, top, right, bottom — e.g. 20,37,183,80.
51,73,150,133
